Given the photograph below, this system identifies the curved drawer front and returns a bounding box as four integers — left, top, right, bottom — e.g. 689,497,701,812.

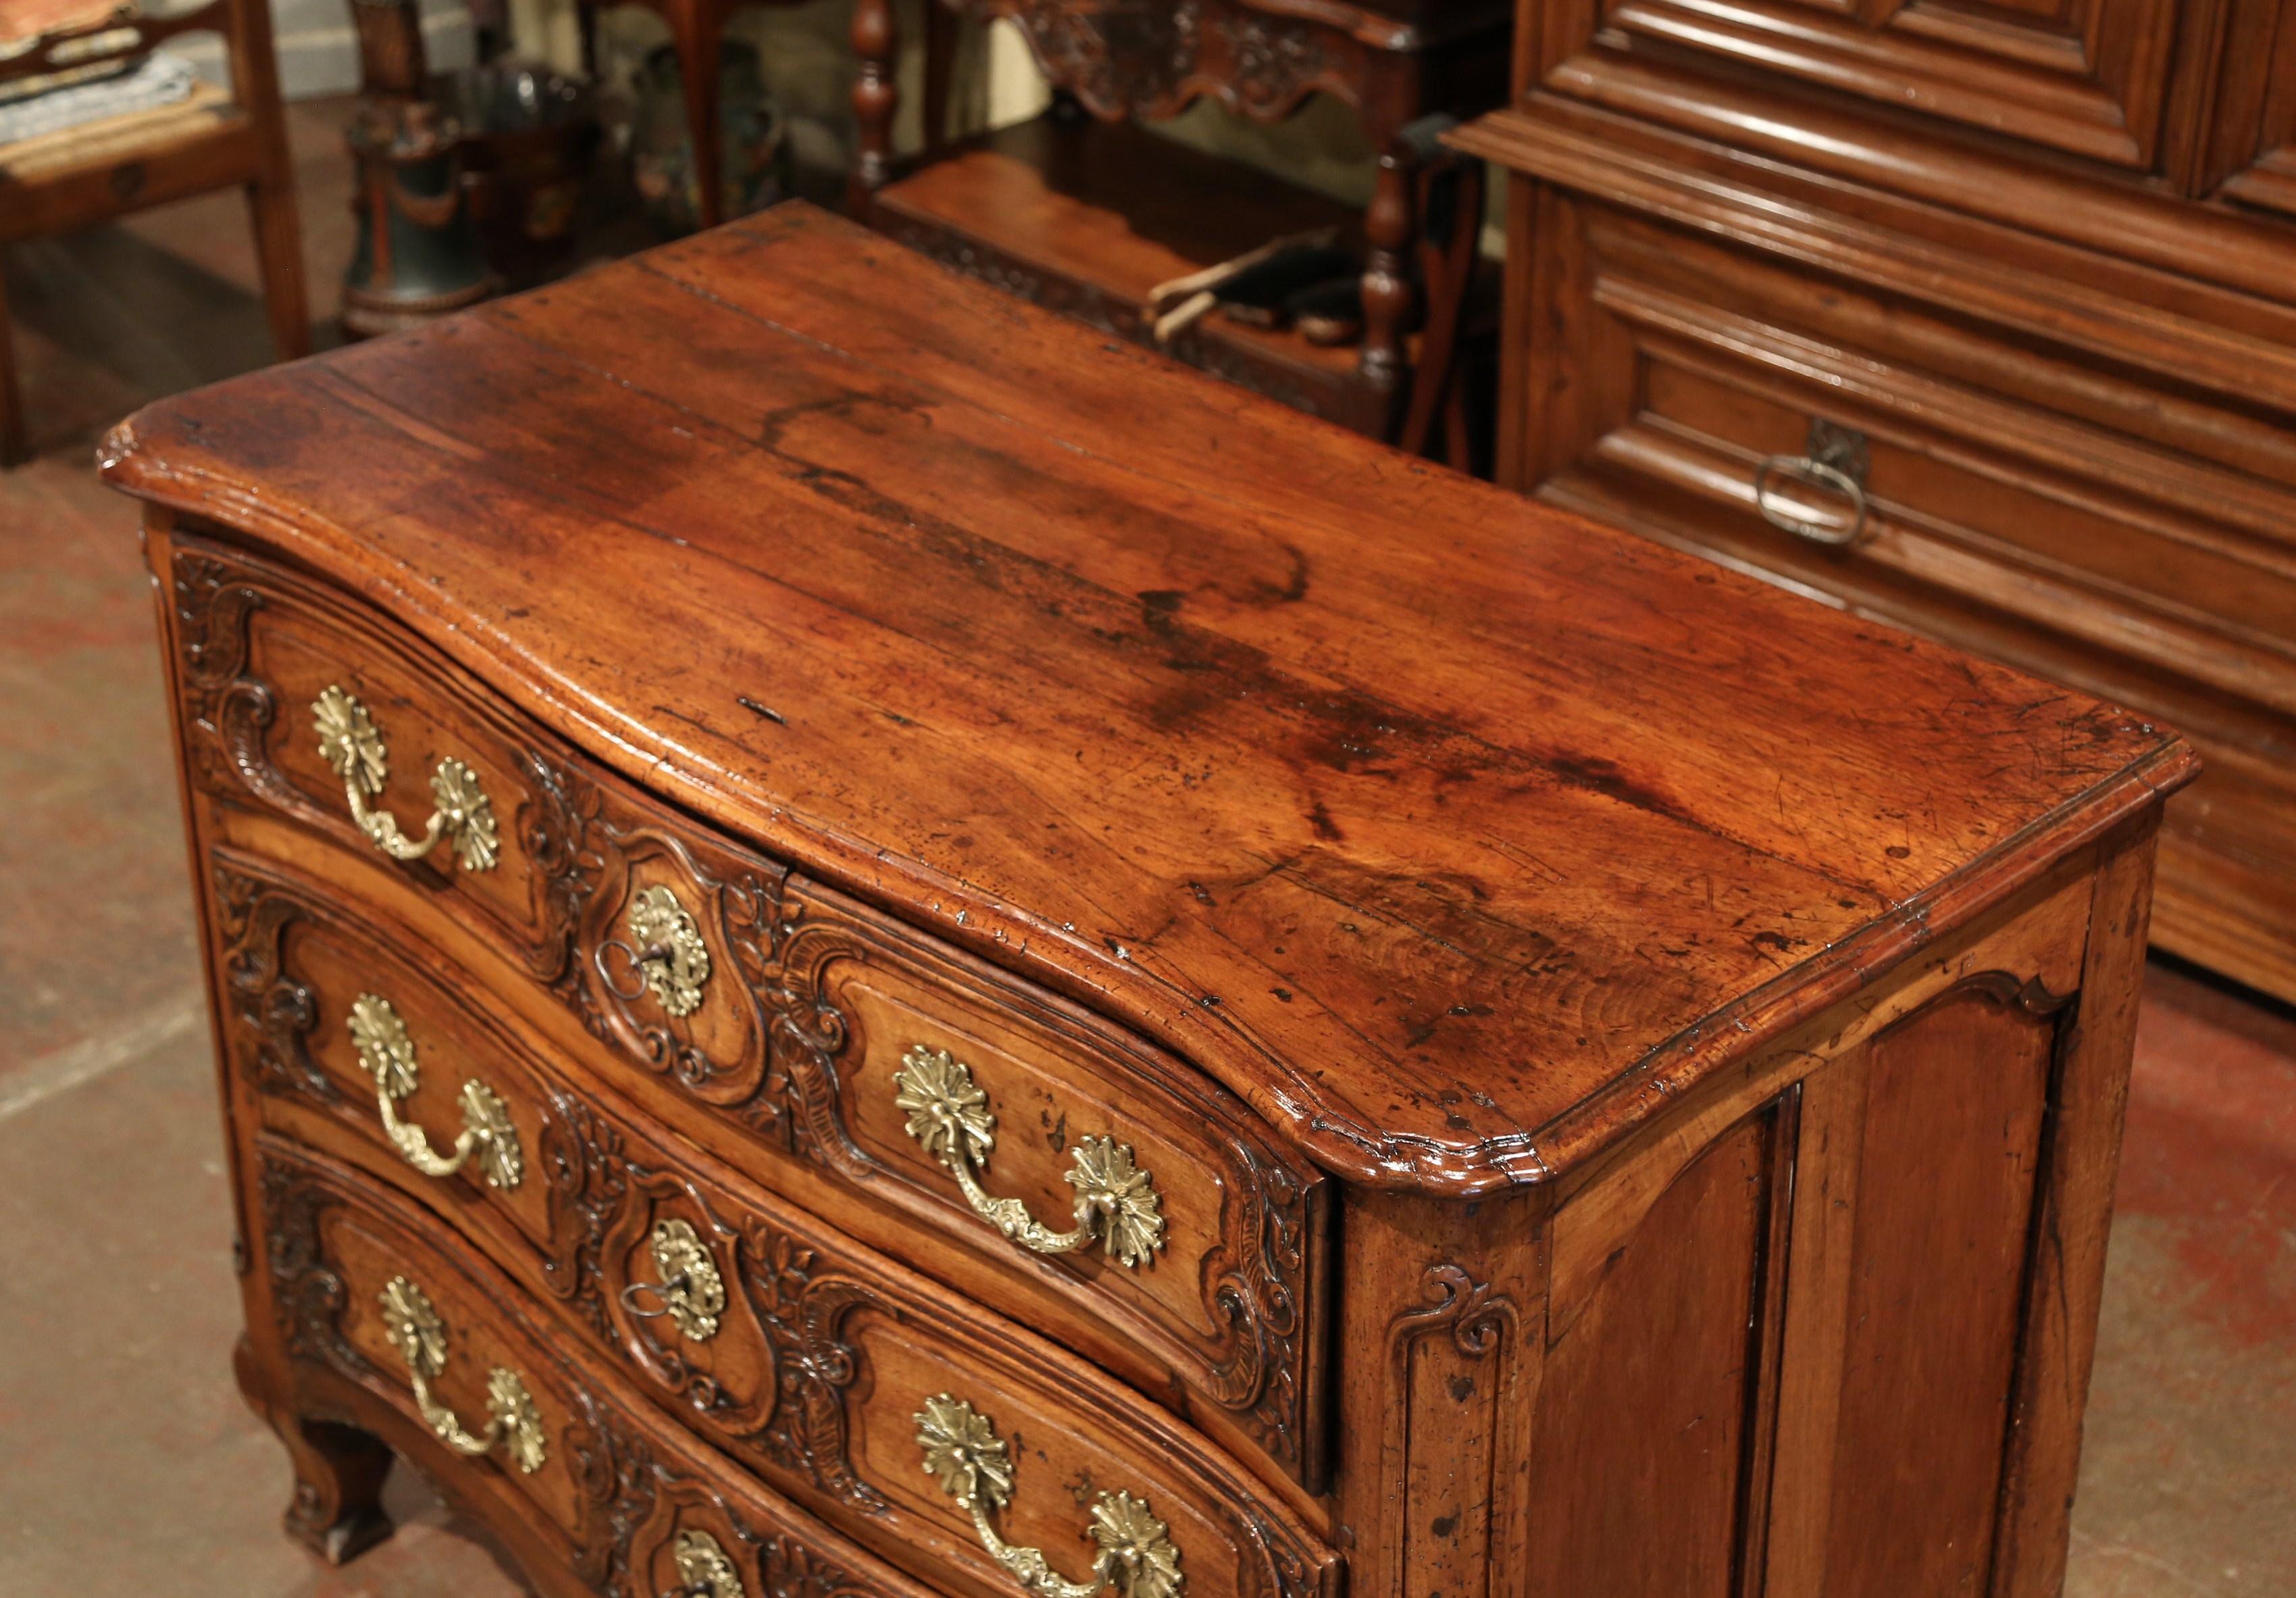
176,534,1330,1493
170,538,576,969
253,1100,1340,1598
255,1138,952,1598
209,856,1339,1598
767,877,1328,1489
588,1129,1340,1598
216,850,600,1310
170,536,788,1086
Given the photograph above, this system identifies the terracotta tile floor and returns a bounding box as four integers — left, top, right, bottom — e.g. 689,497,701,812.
3,101,2293,1598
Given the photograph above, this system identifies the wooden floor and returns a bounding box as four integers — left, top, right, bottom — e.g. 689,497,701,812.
1,95,2291,1598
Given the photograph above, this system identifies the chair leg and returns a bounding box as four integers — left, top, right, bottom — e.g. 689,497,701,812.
675,17,725,230
247,171,312,361
0,253,25,468
849,0,897,205
1360,139,1421,437
921,1,959,161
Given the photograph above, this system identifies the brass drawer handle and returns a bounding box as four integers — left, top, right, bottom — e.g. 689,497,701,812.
894,1045,1167,1268
917,1395,1183,1598
349,994,524,1189
313,685,500,872
378,1274,547,1473
617,1218,726,1341
663,1529,742,1598
1754,419,1870,548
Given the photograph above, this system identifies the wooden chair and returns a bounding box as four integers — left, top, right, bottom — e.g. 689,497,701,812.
0,0,307,465
576,0,748,231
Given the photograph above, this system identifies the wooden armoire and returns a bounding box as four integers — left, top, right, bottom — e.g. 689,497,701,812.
1452,1,2296,1003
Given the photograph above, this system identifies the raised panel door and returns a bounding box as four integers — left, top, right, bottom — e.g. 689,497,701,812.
1538,0,2185,167
2201,0,2296,215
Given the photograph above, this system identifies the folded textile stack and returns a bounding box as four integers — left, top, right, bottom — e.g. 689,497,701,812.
0,50,195,144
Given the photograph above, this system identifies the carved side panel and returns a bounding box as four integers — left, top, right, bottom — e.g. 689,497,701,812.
1381,1264,1527,1598
1811,981,2063,1598
214,860,333,1105
261,1160,369,1376
1523,1106,1786,1598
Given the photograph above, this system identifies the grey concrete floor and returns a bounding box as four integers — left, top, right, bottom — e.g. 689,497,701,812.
2,105,2292,1596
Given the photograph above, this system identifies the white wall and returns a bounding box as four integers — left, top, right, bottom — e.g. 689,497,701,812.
164,0,475,100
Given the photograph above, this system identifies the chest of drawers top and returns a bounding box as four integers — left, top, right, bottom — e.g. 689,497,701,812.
104,203,2190,1193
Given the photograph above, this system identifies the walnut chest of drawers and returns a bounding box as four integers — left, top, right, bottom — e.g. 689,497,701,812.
109,205,2194,1598
1448,0,2296,1006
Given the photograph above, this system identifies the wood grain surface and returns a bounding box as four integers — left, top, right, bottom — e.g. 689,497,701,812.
103,203,2195,1191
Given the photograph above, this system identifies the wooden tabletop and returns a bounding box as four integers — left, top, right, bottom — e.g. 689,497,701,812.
105,204,2196,1192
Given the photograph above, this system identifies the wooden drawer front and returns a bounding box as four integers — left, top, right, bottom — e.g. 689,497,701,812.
219,851,576,1285
586,1118,1338,1598
177,536,1329,1492
169,535,790,1096
1546,0,2182,170
773,877,1329,1491
255,1138,955,1598
209,856,1337,1598
1516,193,2296,717
251,1100,1338,1598
170,537,578,971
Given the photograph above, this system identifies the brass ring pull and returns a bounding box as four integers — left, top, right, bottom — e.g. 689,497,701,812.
599,885,713,1016
915,1395,1183,1598
378,1275,547,1473
1752,419,1872,548
617,1218,725,1341
313,685,501,872
661,1528,744,1598
895,1046,1166,1268
348,994,524,1189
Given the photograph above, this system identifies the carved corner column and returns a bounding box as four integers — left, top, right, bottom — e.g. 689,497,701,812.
147,513,400,1565
1330,1188,1546,1598
850,0,900,205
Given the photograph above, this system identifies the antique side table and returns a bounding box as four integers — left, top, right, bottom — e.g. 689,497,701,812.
848,0,1508,444
109,204,2193,1598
